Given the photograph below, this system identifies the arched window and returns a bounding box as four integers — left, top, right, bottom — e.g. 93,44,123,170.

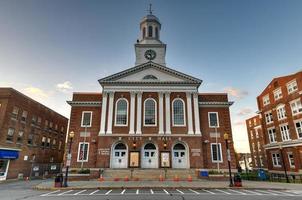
155,27,159,39
114,143,127,150
173,143,185,150
173,99,185,126
144,143,156,150
144,98,156,126
148,26,153,37
115,98,128,126
142,27,146,38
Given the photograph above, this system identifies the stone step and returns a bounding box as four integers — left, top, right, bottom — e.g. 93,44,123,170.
102,169,198,180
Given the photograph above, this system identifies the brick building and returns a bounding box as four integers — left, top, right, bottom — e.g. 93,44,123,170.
0,88,68,180
66,12,236,175
246,71,302,175
246,115,267,170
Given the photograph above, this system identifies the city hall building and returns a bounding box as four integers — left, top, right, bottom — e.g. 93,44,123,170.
67,12,236,173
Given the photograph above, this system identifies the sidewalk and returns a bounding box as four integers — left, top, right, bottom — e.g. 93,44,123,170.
34,179,302,190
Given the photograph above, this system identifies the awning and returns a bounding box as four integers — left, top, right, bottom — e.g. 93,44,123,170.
0,149,19,159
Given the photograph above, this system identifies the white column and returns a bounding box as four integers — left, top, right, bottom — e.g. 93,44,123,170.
136,92,142,134
186,92,194,134
165,92,171,134
129,92,136,134
99,91,108,135
106,91,115,134
193,92,201,135
158,92,164,134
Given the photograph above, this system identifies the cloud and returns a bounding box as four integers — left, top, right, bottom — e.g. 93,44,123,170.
223,87,248,99
56,81,73,93
23,86,49,103
237,107,253,116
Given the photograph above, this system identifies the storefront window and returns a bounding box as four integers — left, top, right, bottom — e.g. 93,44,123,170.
0,159,9,179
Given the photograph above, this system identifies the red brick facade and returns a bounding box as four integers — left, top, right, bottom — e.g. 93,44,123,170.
67,92,236,171
247,71,302,175
0,88,68,180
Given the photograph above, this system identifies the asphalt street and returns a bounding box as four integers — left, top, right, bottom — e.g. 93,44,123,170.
1,180,302,200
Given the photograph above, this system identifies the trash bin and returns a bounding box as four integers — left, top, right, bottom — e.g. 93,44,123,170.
54,173,63,188
233,173,242,187
199,170,209,178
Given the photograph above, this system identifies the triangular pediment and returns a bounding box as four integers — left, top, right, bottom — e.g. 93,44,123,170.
98,62,202,86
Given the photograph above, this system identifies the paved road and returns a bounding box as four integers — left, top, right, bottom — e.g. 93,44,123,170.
1,180,302,200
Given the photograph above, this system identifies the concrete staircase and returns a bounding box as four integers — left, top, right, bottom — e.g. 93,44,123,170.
102,169,198,180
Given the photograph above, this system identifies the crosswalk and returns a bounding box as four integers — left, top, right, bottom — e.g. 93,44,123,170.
40,188,302,197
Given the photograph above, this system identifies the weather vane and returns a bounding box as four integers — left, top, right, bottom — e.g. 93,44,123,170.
147,3,153,15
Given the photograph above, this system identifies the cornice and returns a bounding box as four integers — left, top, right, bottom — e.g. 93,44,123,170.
198,101,234,108
67,101,102,107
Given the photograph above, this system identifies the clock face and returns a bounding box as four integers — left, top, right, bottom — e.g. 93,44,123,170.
144,49,156,60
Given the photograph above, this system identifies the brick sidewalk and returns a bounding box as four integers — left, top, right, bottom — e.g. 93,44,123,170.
34,179,302,190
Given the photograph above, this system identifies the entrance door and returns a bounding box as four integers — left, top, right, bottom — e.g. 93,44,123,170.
111,143,128,168
172,143,188,168
141,143,158,168
0,159,10,181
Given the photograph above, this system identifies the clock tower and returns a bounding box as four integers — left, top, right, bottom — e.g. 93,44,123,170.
135,8,166,66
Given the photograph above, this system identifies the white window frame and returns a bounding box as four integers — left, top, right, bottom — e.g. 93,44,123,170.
264,110,273,124
287,152,295,168
287,79,298,94
294,119,302,139
77,142,89,162
272,153,281,167
267,127,277,143
263,95,270,106
81,111,92,127
273,88,283,100
172,98,186,127
114,98,129,126
279,123,291,141
143,98,157,127
290,98,302,116
276,104,286,120
208,112,220,128
210,143,223,163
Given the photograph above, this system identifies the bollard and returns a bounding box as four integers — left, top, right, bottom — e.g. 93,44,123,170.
159,174,164,182
173,175,179,182
124,176,129,182
187,175,192,182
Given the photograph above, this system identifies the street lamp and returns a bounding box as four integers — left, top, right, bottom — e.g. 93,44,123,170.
224,132,233,187
63,131,74,187
279,145,290,183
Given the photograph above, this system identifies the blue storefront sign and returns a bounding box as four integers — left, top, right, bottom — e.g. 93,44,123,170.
0,150,19,159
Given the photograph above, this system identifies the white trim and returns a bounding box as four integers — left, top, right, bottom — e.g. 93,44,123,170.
193,93,201,134
129,93,136,134
114,98,129,127
273,87,283,101
172,98,186,127
294,118,302,139
143,98,157,127
208,112,220,128
286,79,298,94
106,92,115,134
287,152,295,168
171,141,190,169
271,153,281,167
290,98,302,116
99,93,108,135
186,92,194,134
110,142,128,168
165,92,171,134
77,142,89,162
158,92,164,134
136,92,142,134
210,143,223,163
0,160,10,181
81,111,92,127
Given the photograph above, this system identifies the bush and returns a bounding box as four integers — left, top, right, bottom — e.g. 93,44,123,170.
78,169,90,174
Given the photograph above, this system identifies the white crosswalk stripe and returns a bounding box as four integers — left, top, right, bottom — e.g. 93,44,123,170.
39,188,302,197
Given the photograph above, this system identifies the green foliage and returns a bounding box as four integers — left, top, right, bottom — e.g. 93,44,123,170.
78,168,90,174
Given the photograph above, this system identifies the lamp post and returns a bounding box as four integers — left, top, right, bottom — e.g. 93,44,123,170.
224,132,233,187
63,131,74,187
279,145,290,183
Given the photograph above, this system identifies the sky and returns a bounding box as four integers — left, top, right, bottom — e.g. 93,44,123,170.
0,0,302,153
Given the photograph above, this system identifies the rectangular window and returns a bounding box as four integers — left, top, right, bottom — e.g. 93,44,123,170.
295,120,302,139
255,129,259,138
257,141,261,151
252,143,255,152
46,138,51,147
27,134,33,145
272,153,281,167
211,143,222,162
280,124,290,141
49,122,53,129
263,95,270,106
77,142,89,162
288,153,295,168
58,141,62,150
250,130,254,139
45,120,49,128
21,110,28,122
52,139,57,149
277,105,286,120
6,128,15,142
287,80,298,94
273,88,283,100
11,106,19,119
208,112,219,128
55,124,58,130
41,136,46,147
37,117,42,124
265,111,273,124
60,126,64,133
17,131,24,143
81,111,92,127
268,128,277,143
290,99,302,115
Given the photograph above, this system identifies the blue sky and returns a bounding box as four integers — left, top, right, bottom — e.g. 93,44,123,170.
0,0,301,152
